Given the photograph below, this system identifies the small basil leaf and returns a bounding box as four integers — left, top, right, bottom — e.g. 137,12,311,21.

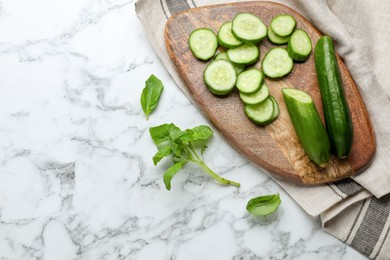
149,124,171,145
153,146,171,166
140,74,164,119
179,125,213,142
163,161,187,190
168,124,185,141
246,194,281,216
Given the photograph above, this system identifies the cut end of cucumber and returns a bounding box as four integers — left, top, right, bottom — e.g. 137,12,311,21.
204,60,237,95
262,48,293,78
189,28,218,60
232,13,267,43
270,14,296,37
282,88,312,103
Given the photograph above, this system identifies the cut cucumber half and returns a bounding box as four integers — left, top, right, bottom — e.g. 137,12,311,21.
189,28,218,60
203,59,237,95
288,29,312,62
267,27,290,45
217,22,243,48
236,68,264,94
227,43,259,65
262,48,294,78
232,13,267,43
270,14,296,37
239,83,269,105
244,97,274,125
215,52,245,74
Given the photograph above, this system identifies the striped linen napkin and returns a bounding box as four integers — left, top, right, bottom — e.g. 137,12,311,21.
136,0,390,258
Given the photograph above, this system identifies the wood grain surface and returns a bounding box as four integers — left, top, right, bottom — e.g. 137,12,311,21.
164,1,376,184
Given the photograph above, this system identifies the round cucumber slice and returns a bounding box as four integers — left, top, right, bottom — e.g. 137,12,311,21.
262,48,294,78
239,83,270,105
271,14,296,37
215,52,246,74
232,13,267,43
236,69,264,94
288,29,312,62
268,96,280,122
244,97,274,125
189,28,218,60
267,27,290,45
217,22,243,48
227,43,259,65
203,60,237,95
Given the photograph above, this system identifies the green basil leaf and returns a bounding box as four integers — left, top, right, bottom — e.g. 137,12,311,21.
168,124,185,141
246,194,281,216
179,125,214,143
140,74,164,119
153,146,171,165
149,124,171,145
163,161,187,190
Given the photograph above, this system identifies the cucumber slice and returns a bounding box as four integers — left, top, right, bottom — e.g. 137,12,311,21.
262,48,293,78
236,69,264,94
227,43,259,65
239,83,270,105
271,14,296,37
203,59,237,95
244,97,274,125
267,27,290,45
217,22,243,48
282,88,331,166
215,52,245,74
232,13,267,43
189,28,218,60
269,96,280,121
288,29,312,62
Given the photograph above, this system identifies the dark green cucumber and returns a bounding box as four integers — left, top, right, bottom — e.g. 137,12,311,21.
282,88,331,167
315,36,353,158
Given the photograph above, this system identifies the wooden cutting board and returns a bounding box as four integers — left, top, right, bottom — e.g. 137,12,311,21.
164,1,376,184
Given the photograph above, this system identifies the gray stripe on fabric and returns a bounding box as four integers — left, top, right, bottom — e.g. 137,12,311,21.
374,223,390,259
333,178,363,196
345,199,368,242
159,0,169,19
164,0,191,16
350,194,390,256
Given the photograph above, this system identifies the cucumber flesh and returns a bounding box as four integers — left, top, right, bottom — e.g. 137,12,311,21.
288,29,312,62
217,22,243,48
204,60,237,95
232,13,267,43
227,43,259,65
244,97,274,125
267,27,290,45
271,14,296,37
215,52,245,74
262,48,293,78
189,28,218,60
282,88,331,167
239,83,269,105
236,69,264,94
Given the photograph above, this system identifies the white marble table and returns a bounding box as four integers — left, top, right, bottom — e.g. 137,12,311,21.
0,0,368,259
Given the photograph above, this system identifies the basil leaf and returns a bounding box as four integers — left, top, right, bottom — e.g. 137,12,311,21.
149,124,170,145
140,74,164,119
179,125,214,142
163,161,187,190
153,146,171,166
246,194,281,216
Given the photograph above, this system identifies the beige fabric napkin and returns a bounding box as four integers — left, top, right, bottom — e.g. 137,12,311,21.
136,0,390,258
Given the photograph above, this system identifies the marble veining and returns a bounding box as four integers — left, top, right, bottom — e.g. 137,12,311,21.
0,0,367,259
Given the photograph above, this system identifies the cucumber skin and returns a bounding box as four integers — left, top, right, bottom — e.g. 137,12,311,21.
315,36,353,158
282,89,331,167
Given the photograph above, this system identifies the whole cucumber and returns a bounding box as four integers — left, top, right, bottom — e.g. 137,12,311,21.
282,88,331,167
315,36,353,158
